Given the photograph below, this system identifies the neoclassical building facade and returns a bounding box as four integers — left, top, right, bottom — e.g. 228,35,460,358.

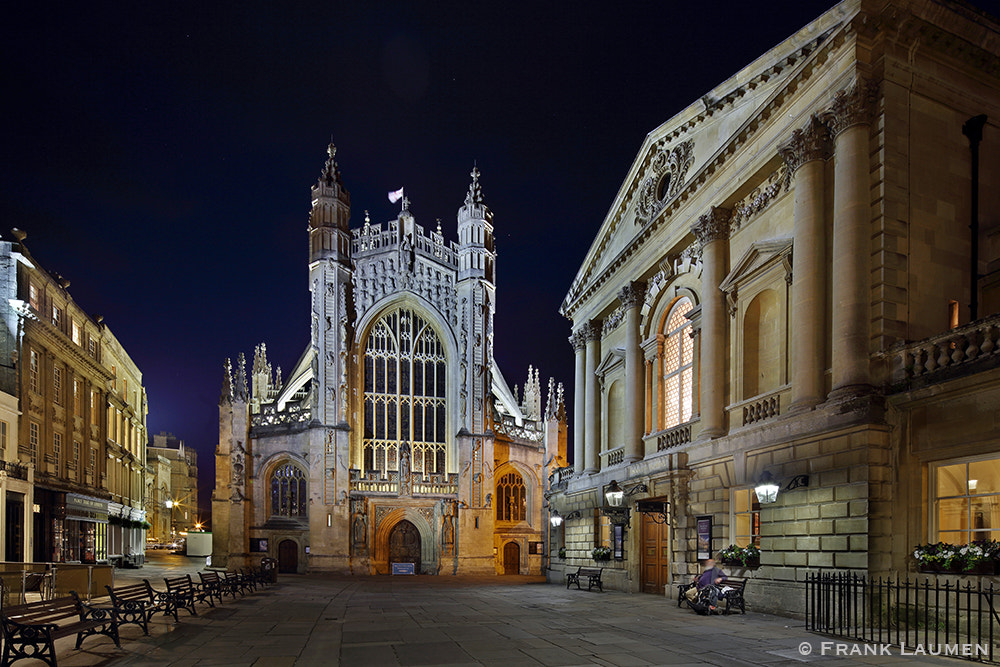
213,148,567,575
548,0,1000,615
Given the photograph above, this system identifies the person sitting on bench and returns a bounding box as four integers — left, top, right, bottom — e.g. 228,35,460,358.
696,557,728,613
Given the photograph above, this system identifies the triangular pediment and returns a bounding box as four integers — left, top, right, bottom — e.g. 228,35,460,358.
561,3,852,320
720,238,793,294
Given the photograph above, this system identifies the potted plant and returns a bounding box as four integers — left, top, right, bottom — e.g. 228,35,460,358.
912,541,1000,574
592,546,612,561
558,547,566,559
719,544,760,568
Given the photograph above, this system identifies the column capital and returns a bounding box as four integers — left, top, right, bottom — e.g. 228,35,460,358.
778,115,831,173
568,330,587,351
581,319,603,342
618,281,647,310
691,207,731,245
823,80,878,138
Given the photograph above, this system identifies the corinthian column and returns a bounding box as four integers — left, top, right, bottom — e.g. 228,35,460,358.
692,207,730,438
569,330,587,474
619,281,646,464
583,320,602,474
779,116,831,409
825,82,876,396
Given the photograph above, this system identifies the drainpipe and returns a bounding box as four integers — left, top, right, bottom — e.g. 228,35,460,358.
962,114,987,322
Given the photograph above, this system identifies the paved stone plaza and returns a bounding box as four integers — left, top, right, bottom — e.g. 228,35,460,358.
33,554,968,667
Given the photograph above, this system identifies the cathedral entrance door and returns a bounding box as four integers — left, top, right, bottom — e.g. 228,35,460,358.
278,539,298,573
641,509,671,594
388,520,421,572
502,541,519,575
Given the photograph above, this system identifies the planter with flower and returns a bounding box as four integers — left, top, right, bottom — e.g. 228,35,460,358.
557,547,566,559
912,541,1000,574
592,546,612,562
719,544,760,569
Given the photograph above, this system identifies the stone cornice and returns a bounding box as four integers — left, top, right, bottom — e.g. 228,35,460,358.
24,320,113,384
560,21,847,321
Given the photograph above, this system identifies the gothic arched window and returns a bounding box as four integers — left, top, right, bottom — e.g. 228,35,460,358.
496,471,526,522
363,308,447,476
658,297,694,430
270,464,307,518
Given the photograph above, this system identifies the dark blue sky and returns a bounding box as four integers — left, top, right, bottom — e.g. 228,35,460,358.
3,1,858,510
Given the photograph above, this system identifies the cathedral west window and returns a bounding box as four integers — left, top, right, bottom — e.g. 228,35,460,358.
362,308,447,476
496,471,526,522
270,463,307,518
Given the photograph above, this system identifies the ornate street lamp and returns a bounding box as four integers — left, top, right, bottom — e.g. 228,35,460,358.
601,480,648,526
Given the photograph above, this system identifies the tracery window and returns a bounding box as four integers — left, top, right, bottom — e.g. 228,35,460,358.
270,464,307,518
496,471,526,522
657,298,694,430
362,308,447,476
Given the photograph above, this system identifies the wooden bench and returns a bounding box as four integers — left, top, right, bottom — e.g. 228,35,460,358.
566,567,603,591
164,575,214,617
0,593,120,667
105,580,176,634
677,577,749,614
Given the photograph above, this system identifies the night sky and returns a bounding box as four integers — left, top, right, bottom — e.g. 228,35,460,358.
4,0,907,515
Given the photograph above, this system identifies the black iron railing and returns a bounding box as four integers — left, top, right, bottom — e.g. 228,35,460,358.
0,459,29,480
806,572,1000,663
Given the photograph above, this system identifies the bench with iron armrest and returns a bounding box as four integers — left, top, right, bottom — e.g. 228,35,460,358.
196,572,231,604
239,567,260,592
565,567,603,592
0,592,120,667
224,570,253,596
164,575,214,617
105,581,177,634
677,577,749,614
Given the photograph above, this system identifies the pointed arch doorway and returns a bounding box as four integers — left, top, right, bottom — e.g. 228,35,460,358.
388,520,421,573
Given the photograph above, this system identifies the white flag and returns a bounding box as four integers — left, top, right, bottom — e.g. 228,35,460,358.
388,187,404,204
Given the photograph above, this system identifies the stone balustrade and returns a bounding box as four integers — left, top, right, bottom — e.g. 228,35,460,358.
889,314,1000,384
730,387,788,427
650,422,693,453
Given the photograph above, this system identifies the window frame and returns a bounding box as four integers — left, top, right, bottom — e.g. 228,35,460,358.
930,454,1000,544
730,487,762,548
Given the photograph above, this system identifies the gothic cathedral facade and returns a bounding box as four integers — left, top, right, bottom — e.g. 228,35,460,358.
213,146,567,575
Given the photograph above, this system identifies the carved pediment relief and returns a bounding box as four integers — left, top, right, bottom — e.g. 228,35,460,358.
719,238,793,317
635,140,694,225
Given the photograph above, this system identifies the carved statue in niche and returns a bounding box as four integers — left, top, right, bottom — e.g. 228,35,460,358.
440,499,456,555
399,443,412,497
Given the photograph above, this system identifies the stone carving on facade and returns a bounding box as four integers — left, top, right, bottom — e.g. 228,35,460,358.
351,496,368,555
568,329,587,351
823,80,878,137
778,115,831,174
581,319,602,342
398,443,412,497
635,139,695,224
618,281,646,309
602,307,625,335
440,499,456,556
729,164,789,233
691,207,732,245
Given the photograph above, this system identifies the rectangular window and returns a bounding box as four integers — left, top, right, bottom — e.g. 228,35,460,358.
949,300,960,330
29,422,39,464
53,432,62,459
53,366,62,405
91,391,100,426
51,306,61,328
594,508,611,548
74,379,83,413
29,350,39,394
73,440,80,464
28,283,39,311
89,449,96,471
732,488,762,548
88,338,97,358
0,421,6,455
933,456,1000,544
72,320,82,345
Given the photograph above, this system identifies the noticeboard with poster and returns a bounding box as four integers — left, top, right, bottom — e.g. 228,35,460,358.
250,538,269,553
696,515,712,560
